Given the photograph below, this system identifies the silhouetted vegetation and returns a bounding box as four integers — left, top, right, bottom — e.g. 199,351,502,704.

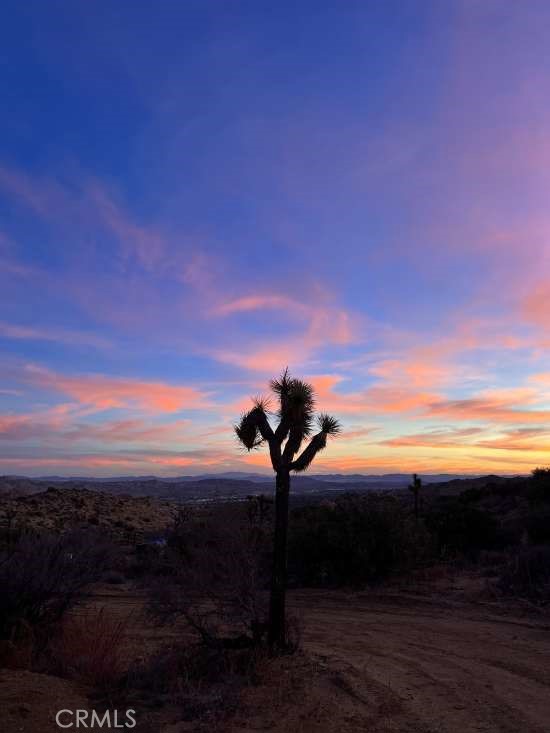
146,506,271,649
0,528,113,651
498,546,550,601
408,473,422,522
528,466,550,503
424,502,501,560
288,494,428,586
235,369,341,650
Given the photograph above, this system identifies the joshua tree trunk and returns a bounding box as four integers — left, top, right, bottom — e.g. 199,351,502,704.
413,491,419,523
234,370,341,653
268,468,290,649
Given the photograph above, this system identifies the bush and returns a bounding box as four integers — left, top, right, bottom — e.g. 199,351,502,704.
126,641,265,719
528,469,550,504
49,607,131,692
424,502,501,560
459,487,484,503
287,493,425,587
146,510,271,647
497,546,550,601
0,528,113,647
532,467,550,480
526,508,550,544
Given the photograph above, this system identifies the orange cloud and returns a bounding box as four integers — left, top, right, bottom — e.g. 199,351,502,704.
311,381,440,415
64,419,191,444
209,290,357,372
426,388,550,424
521,282,550,331
475,427,550,452
0,414,192,444
23,365,211,413
212,294,304,317
381,427,484,449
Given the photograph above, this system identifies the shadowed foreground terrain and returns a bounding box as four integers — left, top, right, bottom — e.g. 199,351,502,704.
2,472,550,732
291,591,550,733
2,586,548,733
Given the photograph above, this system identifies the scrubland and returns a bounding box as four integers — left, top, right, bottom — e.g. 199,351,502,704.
1,471,550,732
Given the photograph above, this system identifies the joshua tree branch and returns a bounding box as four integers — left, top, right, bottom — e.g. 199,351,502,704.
289,414,340,472
254,407,275,443
290,431,327,472
274,415,290,446
282,426,304,465
268,435,282,472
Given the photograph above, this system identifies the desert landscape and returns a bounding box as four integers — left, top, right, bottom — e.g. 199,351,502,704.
3,2,550,731
2,468,550,733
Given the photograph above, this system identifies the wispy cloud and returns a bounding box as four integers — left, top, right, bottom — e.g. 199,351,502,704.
0,322,111,349
21,364,212,413
0,165,168,272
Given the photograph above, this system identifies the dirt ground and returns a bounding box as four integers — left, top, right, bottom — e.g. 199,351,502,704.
287,590,550,733
2,588,550,733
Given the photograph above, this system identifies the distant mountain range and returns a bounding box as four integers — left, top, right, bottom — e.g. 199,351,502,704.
12,472,476,484
0,472,490,503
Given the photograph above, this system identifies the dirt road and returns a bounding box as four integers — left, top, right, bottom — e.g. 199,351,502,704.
290,590,550,733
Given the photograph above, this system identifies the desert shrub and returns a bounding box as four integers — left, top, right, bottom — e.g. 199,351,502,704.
128,542,163,577
424,501,501,560
0,528,113,646
527,468,550,504
459,487,484,503
526,508,550,544
532,467,550,480
487,478,524,498
49,607,131,692
287,493,425,587
497,546,550,601
126,641,265,719
146,510,271,648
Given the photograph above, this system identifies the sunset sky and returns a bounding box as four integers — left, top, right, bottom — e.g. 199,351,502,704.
2,1,550,476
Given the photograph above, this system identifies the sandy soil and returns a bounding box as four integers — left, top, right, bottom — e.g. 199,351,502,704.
0,669,91,733
288,590,550,733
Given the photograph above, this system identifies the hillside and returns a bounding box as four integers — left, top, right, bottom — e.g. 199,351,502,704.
0,486,177,534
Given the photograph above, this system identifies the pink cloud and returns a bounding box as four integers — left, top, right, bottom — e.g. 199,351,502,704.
0,322,111,349
380,427,484,449
306,375,441,416
209,294,358,372
425,388,550,424
212,294,304,317
63,418,191,444
522,283,550,331
22,365,211,413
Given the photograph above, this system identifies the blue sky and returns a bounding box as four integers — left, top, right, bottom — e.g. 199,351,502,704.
2,1,550,475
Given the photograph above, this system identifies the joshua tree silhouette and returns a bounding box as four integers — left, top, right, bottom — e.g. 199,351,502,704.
409,473,422,522
235,369,341,650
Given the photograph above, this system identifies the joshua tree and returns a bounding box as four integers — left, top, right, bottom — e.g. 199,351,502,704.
235,369,341,650
408,473,422,522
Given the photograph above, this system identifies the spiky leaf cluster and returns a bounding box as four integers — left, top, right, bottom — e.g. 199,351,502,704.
234,369,341,473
